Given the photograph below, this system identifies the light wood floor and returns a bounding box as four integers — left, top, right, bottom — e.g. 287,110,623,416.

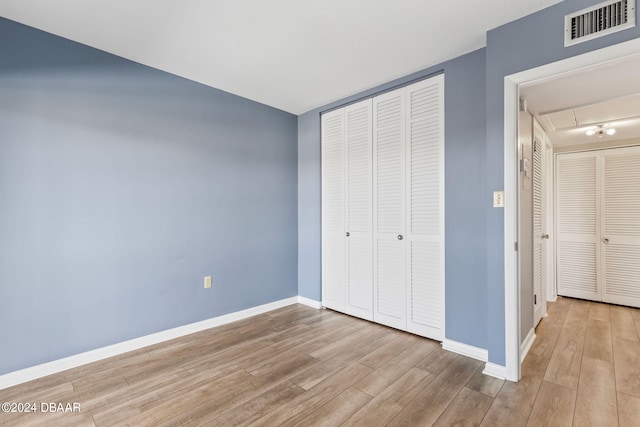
1,298,640,426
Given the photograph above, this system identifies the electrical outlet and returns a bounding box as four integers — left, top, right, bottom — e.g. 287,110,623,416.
204,276,212,289
493,191,505,208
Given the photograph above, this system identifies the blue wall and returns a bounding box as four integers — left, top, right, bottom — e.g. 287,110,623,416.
297,49,489,350
0,18,298,375
485,0,640,365
297,113,322,301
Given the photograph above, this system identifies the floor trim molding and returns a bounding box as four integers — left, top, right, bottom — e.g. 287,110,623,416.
442,339,488,362
520,328,536,363
0,297,298,390
483,362,507,380
297,296,322,309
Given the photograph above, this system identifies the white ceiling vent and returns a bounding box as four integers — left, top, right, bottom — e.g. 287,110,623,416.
565,0,636,46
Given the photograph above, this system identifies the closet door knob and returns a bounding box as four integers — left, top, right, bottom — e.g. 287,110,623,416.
602,237,609,244
345,232,350,237
397,235,404,240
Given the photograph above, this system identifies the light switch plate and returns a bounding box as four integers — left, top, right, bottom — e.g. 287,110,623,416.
493,191,505,208
204,276,212,289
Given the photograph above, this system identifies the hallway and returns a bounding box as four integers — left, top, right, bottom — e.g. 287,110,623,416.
482,296,640,426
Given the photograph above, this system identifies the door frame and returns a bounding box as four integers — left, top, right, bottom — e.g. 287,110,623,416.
503,38,640,382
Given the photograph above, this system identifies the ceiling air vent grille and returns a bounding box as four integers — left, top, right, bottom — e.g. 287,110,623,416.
565,0,636,46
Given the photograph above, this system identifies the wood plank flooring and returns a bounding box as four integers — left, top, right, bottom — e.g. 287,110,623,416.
1,298,639,426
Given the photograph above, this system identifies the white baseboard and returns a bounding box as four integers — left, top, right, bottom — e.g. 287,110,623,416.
442,339,488,362
0,296,298,390
297,296,322,309
521,328,536,363
483,362,507,380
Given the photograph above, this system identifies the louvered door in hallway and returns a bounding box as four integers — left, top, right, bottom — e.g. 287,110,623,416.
556,145,640,308
601,146,640,307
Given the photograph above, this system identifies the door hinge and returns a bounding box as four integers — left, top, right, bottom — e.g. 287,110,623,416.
534,294,537,305
514,242,518,251
519,98,527,112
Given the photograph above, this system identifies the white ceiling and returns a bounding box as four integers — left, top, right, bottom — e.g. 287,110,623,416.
520,54,640,147
0,0,562,114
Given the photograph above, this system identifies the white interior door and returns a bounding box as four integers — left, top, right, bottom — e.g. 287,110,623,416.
373,88,406,330
345,100,373,320
532,125,546,326
405,76,444,340
321,109,346,311
601,146,640,308
556,151,600,301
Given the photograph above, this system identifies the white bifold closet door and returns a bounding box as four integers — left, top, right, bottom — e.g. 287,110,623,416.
372,88,406,329
556,146,640,308
321,75,444,341
405,78,444,339
373,76,444,340
601,146,640,307
321,99,373,319
345,100,373,320
321,108,347,312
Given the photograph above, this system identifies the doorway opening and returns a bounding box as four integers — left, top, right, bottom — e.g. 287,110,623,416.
503,37,640,382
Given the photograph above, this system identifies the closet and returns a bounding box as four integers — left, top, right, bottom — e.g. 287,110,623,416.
321,75,444,341
556,145,640,308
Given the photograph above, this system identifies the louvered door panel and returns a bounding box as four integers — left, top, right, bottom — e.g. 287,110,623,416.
556,152,600,300
410,241,441,333
321,109,346,311
345,100,373,320
405,76,444,340
373,88,406,330
375,98,404,234
532,135,545,326
602,146,640,308
376,240,405,318
557,241,597,292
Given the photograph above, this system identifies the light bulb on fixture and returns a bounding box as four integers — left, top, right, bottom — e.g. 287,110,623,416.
586,124,616,137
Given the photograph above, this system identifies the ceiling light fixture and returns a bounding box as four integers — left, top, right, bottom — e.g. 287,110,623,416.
586,124,616,137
